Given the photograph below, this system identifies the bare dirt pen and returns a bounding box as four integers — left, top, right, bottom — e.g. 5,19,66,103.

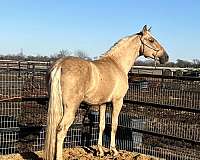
0,146,160,160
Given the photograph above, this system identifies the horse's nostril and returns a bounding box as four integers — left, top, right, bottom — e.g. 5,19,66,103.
164,51,169,61
166,54,169,61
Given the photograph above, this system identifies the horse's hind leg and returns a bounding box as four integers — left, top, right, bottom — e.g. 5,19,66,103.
56,101,80,160
97,104,106,157
110,98,123,157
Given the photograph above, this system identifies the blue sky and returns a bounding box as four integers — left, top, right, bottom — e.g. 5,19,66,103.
0,0,199,62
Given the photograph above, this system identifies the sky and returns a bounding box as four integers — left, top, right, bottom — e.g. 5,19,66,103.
0,0,200,62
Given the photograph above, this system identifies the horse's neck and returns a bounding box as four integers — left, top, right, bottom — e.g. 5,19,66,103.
103,35,141,74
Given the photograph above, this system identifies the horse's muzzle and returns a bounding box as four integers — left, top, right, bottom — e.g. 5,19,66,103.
159,51,169,64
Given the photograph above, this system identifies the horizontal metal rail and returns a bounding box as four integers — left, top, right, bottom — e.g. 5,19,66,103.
128,72,200,81
0,96,49,103
0,127,20,132
119,125,200,146
124,99,200,113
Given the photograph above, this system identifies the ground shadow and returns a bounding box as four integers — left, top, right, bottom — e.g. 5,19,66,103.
81,110,96,147
20,151,42,160
18,125,44,159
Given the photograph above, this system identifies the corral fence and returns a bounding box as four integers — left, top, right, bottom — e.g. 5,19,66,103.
0,61,199,160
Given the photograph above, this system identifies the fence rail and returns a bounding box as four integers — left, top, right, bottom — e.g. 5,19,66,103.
0,63,200,160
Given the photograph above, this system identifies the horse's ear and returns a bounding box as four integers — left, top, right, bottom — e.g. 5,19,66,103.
148,26,152,32
142,25,148,35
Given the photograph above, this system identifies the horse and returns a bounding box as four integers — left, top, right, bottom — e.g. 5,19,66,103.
44,25,169,160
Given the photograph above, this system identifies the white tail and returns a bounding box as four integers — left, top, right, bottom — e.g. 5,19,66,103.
44,66,63,160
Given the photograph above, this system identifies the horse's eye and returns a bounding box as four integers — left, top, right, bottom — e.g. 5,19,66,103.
149,38,154,43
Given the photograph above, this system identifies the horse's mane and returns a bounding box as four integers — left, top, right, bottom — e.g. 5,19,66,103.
99,33,140,59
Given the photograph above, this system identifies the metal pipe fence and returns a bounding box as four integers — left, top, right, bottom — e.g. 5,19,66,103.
0,62,199,160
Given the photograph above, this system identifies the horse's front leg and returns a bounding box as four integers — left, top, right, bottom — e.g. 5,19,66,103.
97,104,106,157
110,98,123,157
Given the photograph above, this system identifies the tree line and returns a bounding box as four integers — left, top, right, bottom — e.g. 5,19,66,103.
0,49,91,62
135,59,200,68
0,50,199,68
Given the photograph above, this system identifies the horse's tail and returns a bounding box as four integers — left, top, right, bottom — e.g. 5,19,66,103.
44,65,63,160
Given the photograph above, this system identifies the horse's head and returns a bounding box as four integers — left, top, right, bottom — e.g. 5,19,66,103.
139,25,169,64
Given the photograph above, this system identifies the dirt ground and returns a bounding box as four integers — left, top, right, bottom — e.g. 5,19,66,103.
0,146,161,160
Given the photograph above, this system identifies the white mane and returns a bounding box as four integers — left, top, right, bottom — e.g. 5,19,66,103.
100,34,136,59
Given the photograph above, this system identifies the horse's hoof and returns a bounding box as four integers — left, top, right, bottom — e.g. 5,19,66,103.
97,152,104,157
110,147,119,158
97,145,104,157
113,152,119,158
97,149,104,157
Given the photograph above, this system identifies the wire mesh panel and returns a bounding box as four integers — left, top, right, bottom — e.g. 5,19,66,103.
0,63,200,160
0,102,20,155
121,103,200,142
32,128,45,152
124,73,200,159
126,74,200,110
0,65,49,155
0,131,18,155
120,103,200,160
0,70,23,100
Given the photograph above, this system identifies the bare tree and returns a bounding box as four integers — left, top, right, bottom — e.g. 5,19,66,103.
192,59,200,68
50,49,71,60
74,50,91,60
59,49,71,57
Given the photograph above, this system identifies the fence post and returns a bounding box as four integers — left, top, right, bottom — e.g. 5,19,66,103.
18,61,21,77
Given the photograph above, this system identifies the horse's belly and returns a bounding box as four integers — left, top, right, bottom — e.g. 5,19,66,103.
84,92,112,105
84,84,127,105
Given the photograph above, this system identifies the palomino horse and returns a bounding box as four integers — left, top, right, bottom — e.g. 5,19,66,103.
45,25,169,160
